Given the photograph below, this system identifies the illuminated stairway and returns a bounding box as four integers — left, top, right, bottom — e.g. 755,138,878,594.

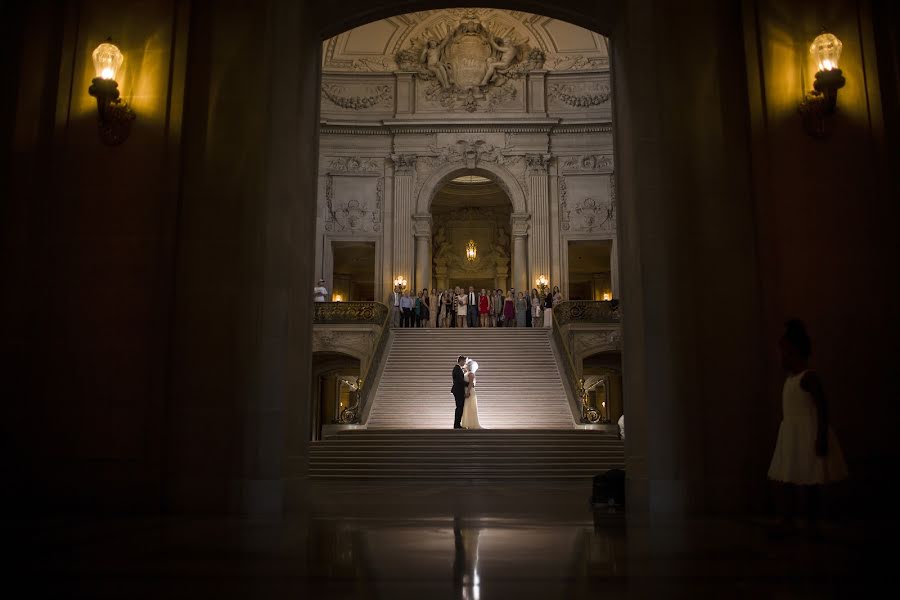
308,428,625,479
365,328,575,429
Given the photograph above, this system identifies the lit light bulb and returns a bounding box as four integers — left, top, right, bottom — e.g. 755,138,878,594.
92,41,124,81
810,32,842,73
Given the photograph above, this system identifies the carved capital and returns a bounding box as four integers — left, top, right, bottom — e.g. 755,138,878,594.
525,153,552,173
390,153,418,174
510,213,531,237
412,214,432,237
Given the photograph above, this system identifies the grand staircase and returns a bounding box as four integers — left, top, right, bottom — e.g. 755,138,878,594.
368,327,573,429
309,328,624,479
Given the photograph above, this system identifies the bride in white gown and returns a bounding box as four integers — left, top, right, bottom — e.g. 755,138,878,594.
460,359,482,429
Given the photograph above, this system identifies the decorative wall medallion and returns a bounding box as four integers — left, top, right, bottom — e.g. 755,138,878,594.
559,176,570,231
574,197,615,232
321,83,393,110
328,156,380,172
548,82,610,108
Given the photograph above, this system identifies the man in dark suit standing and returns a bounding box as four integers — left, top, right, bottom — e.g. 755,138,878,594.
451,355,468,429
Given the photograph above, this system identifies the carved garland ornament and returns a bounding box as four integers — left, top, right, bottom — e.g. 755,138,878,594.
321,83,393,110
549,83,611,108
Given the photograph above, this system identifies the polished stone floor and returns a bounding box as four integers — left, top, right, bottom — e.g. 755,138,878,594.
7,481,892,599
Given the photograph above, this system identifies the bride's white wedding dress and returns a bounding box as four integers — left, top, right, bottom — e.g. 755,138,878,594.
460,373,481,429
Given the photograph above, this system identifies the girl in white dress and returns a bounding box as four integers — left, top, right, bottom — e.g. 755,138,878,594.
460,360,481,429
768,320,847,537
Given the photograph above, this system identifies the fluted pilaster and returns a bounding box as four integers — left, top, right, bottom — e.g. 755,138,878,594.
526,154,551,291
390,154,416,286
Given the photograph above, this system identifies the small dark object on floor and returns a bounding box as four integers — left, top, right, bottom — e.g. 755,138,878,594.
591,469,625,507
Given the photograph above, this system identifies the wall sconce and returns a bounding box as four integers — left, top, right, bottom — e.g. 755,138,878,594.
602,292,612,301
799,31,845,139
333,294,343,302
88,39,136,145
465,240,477,262
393,276,407,292
535,275,549,296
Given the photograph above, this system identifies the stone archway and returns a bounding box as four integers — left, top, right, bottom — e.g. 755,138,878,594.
413,160,532,293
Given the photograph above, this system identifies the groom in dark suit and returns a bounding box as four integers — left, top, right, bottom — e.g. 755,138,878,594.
451,355,468,429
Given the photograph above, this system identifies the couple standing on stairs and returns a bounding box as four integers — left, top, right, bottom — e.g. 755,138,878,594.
451,355,481,429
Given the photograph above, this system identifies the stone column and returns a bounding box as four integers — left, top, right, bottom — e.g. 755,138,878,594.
526,154,551,292
610,238,619,299
413,214,432,292
510,213,530,293
390,154,416,287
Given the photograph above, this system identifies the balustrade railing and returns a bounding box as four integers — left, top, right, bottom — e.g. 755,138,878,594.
551,300,620,424
314,301,389,325
313,301,390,424
553,300,621,326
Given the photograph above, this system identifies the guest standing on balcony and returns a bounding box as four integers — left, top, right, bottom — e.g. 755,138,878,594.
530,289,542,327
478,289,490,328
494,289,504,327
466,286,478,328
503,290,515,327
444,289,453,328
400,290,413,328
414,290,424,327
388,285,402,328
543,289,553,329
552,285,564,307
429,288,438,328
456,287,468,328
515,291,527,327
313,279,328,303
525,290,533,327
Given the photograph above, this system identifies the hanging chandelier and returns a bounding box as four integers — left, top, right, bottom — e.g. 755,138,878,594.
465,240,477,261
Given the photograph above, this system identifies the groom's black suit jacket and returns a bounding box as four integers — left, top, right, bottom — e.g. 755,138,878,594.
451,365,467,397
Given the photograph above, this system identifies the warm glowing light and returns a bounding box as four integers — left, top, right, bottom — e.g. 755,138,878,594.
536,275,548,287
393,276,407,290
465,240,477,261
810,32,842,72
333,294,343,302
92,41,124,81
602,292,612,301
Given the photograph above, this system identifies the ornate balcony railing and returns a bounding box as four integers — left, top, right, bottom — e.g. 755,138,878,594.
553,300,621,326
551,301,621,424
313,302,391,424
314,301,389,325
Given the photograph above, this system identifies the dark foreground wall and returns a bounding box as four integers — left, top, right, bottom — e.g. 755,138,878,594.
2,0,897,515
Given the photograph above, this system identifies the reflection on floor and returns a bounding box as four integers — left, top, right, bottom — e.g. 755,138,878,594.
8,481,891,599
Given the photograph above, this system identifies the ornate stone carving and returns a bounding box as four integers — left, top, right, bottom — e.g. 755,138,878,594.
545,55,609,71
572,197,615,233
548,82,610,108
560,154,613,172
525,153,552,173
423,79,518,113
313,302,389,325
554,301,621,327
390,154,418,174
328,156,380,172
428,137,512,168
559,176,570,231
412,214,432,237
324,176,383,233
510,213,531,237
395,12,544,113
573,330,622,357
321,83,393,110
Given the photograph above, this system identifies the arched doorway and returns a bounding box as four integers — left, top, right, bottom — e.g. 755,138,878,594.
311,352,361,441
431,171,512,292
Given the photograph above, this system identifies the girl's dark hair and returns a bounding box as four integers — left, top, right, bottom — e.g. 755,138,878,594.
783,319,812,358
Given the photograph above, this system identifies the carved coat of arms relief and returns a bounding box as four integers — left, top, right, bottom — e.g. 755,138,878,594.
396,13,545,113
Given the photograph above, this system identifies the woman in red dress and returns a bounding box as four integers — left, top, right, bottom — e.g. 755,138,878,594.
478,288,490,327
503,289,516,327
